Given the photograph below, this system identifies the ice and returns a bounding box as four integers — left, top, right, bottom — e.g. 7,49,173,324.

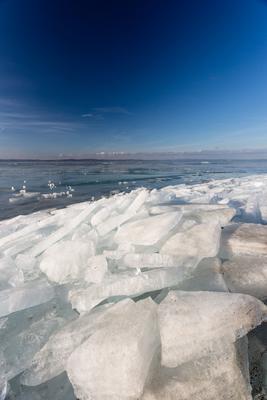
1,314,65,382
222,256,267,300
0,256,23,289
103,243,135,261
0,381,7,400
176,257,228,292
143,339,251,400
15,254,39,281
29,202,98,257
96,190,149,236
149,203,230,215
21,304,114,386
114,212,181,246
161,221,221,265
158,290,266,368
11,372,75,400
9,191,40,205
69,267,189,314
39,239,95,284
90,196,128,227
66,298,160,400
84,255,108,283
1,232,43,258
123,253,179,269
3,175,267,398
150,205,235,227
0,279,54,318
220,223,267,258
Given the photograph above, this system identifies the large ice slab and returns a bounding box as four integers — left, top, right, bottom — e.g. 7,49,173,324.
220,223,267,258
158,290,266,368
66,298,160,400
160,222,221,264
222,255,267,299
176,257,228,292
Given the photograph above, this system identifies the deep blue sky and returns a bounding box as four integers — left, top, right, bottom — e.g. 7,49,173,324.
1,0,267,157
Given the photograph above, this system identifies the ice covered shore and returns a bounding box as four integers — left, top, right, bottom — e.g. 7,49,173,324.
1,174,267,399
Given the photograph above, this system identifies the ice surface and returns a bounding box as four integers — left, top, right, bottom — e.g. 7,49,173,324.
66,298,160,400
158,290,266,368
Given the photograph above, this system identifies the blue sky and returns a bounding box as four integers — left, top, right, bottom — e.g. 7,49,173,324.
0,0,267,158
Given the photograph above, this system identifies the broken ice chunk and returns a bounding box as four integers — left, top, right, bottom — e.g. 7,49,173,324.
222,256,267,299
158,290,266,368
66,298,160,400
0,279,54,318
39,239,95,284
176,257,228,292
161,222,221,263
69,267,189,314
114,212,181,246
220,223,267,258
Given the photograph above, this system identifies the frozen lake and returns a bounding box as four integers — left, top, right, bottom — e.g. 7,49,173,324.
2,158,267,220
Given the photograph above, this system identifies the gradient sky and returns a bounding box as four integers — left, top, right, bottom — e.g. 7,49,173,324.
1,0,267,157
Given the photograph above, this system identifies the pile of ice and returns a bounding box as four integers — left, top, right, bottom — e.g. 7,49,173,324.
2,174,267,399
